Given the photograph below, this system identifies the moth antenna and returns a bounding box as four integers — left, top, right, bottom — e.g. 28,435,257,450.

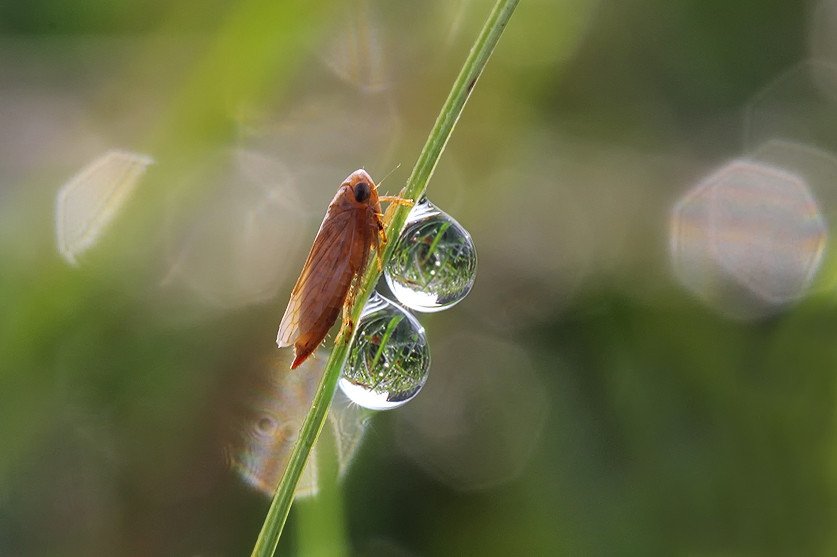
377,163,402,189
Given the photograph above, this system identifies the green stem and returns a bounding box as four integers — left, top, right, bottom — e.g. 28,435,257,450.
250,1,520,555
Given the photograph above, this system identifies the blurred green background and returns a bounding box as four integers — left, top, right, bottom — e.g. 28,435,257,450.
4,0,837,555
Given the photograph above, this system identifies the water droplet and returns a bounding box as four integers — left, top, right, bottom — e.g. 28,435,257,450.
385,198,477,312
340,293,430,410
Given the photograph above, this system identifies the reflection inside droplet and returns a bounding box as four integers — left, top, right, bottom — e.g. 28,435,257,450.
55,149,153,266
340,293,430,410
670,158,828,319
385,198,477,312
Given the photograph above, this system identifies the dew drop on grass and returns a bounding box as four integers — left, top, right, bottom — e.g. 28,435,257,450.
385,198,477,312
340,293,430,410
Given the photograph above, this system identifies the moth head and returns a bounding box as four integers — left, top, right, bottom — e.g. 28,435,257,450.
343,169,379,206
354,181,370,203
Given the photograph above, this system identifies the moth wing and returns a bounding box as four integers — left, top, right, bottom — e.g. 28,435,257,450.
277,210,355,347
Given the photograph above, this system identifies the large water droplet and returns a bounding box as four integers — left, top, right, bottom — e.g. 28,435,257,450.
385,198,477,312
340,293,430,410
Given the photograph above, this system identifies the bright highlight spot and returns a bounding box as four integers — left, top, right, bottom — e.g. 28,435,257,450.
55,150,153,265
670,159,828,319
227,351,368,498
163,149,306,308
321,0,389,93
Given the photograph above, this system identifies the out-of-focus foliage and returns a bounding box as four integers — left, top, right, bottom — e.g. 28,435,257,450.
2,0,837,555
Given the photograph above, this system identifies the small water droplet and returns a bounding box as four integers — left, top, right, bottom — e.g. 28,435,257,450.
340,293,430,410
385,198,477,312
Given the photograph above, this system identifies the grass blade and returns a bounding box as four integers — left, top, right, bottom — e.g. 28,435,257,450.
251,1,520,554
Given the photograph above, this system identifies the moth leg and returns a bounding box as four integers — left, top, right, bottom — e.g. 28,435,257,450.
371,222,384,272
379,195,414,207
335,316,354,345
335,283,357,345
374,212,388,246
381,196,413,228
335,312,354,345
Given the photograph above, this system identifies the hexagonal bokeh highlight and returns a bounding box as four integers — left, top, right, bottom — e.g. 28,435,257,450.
745,61,837,154
395,332,548,491
670,159,828,320
55,150,153,266
226,350,369,499
809,0,837,65
320,0,389,93
162,149,308,308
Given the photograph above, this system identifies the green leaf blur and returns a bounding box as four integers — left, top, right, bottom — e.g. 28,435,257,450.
1,0,834,555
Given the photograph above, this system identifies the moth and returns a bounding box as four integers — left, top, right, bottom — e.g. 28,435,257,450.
277,169,408,369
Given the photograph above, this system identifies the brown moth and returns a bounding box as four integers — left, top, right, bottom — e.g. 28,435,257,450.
276,169,407,369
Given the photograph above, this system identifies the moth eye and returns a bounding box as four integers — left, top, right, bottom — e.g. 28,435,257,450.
354,182,371,203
